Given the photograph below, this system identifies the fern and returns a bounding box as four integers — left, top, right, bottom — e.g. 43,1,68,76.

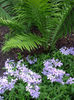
2,33,45,52
50,0,74,49
0,7,10,19
0,0,15,16
0,18,25,32
0,0,74,52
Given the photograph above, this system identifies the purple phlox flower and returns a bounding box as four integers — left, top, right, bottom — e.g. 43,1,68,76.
54,60,63,67
53,58,62,67
43,60,53,68
59,46,70,55
6,78,17,91
26,55,37,64
30,91,40,99
28,60,34,64
65,73,70,76
42,65,65,84
66,77,74,84
43,58,63,68
5,59,15,68
26,84,40,99
0,76,8,94
14,70,19,77
55,78,65,85
42,59,65,84
59,46,74,55
47,74,56,82
69,47,74,55
16,59,23,68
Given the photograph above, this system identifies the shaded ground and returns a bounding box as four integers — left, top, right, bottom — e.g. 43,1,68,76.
0,26,74,76
56,35,74,49
0,26,19,76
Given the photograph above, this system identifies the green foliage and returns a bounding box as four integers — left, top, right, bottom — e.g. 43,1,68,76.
0,7,10,19
2,33,44,52
3,80,30,100
54,7,74,46
0,0,14,18
39,83,73,100
0,18,24,31
50,0,73,49
17,53,23,60
0,0,74,52
4,80,74,100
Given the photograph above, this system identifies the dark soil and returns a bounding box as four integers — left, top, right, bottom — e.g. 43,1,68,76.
0,26,74,76
0,26,20,76
56,35,74,49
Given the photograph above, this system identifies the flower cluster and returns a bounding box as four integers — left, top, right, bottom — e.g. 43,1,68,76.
26,55,37,64
0,76,17,94
44,58,63,68
0,56,74,99
66,77,74,84
2,59,41,99
59,47,74,55
26,84,40,98
42,58,74,85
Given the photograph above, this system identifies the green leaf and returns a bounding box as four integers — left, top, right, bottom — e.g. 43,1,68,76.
2,33,45,52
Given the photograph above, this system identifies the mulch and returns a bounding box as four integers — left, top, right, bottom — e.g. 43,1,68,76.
0,26,74,76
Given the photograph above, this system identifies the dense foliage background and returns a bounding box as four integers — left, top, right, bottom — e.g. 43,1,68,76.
0,0,74,100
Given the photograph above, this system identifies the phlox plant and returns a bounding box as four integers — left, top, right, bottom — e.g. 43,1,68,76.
25,51,74,100
0,59,42,100
0,47,74,100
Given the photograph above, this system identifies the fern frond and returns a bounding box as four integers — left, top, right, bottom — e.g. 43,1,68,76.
2,33,45,52
13,1,51,28
0,7,10,19
0,18,25,32
0,0,15,15
50,0,73,49
13,0,63,39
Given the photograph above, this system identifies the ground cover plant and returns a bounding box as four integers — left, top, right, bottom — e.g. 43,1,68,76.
0,47,74,100
0,0,74,100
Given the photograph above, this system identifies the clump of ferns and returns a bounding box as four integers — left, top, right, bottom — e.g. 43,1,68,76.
0,0,73,52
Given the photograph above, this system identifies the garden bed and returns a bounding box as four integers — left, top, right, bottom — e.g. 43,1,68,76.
0,1,74,99
0,26,74,76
